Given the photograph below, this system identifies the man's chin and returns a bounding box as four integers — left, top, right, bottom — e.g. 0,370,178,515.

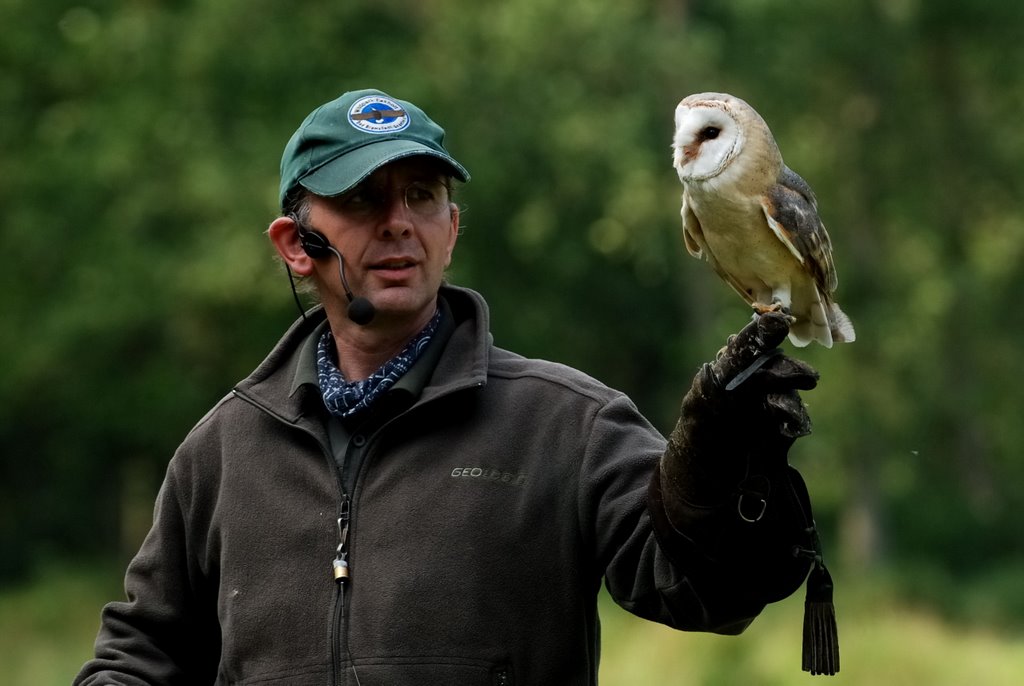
363,289,437,322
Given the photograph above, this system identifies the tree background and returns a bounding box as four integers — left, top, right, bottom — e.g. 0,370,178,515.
3,0,1024,680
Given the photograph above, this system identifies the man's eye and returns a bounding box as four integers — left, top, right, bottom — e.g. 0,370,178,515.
343,191,371,206
405,182,437,203
340,188,378,212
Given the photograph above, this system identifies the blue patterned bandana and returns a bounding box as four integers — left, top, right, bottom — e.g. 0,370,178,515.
316,309,442,418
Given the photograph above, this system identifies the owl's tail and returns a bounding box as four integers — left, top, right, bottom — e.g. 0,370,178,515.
788,300,855,348
829,304,856,344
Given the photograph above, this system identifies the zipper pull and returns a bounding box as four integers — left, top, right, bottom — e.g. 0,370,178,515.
333,496,351,584
333,557,350,583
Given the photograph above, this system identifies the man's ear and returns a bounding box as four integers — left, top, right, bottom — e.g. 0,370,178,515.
443,203,460,268
268,216,314,276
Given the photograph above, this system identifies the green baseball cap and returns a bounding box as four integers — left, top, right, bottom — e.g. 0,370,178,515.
279,88,470,209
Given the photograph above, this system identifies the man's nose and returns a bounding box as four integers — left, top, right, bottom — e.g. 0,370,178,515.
377,190,414,236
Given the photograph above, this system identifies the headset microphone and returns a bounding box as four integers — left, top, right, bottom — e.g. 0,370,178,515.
298,228,377,325
344,293,376,326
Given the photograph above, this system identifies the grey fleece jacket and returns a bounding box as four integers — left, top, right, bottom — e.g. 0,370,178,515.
75,285,801,686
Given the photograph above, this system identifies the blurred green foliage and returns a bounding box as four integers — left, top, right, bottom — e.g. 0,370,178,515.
2,0,1023,638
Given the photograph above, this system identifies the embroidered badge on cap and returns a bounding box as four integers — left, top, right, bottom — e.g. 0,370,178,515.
347,95,411,134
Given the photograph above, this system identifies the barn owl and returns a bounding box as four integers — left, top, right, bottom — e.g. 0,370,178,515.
672,92,855,348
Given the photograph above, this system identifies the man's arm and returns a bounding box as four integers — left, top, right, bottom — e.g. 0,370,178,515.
74,463,221,686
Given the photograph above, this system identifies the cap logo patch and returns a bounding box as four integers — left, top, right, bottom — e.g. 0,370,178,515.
347,95,410,134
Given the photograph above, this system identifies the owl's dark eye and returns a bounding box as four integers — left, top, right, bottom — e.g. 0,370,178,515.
700,126,721,140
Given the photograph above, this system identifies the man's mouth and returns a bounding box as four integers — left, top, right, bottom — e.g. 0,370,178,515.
369,259,417,272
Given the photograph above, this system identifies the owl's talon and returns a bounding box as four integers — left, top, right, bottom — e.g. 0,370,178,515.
751,301,795,326
751,300,785,316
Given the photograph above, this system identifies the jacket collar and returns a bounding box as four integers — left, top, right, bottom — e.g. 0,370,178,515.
233,285,491,425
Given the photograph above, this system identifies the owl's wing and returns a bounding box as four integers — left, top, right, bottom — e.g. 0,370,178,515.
682,190,757,305
761,165,839,294
680,190,705,258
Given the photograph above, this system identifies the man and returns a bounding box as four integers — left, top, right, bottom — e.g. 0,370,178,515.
76,88,832,685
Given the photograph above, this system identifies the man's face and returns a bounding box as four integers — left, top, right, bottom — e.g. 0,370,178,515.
306,157,459,329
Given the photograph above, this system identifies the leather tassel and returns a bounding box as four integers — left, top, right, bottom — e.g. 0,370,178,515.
802,562,840,675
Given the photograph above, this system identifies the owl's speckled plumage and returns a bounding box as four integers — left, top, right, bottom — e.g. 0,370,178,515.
672,92,855,348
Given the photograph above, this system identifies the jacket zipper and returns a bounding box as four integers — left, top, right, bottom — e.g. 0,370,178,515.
331,583,345,685
331,493,352,685
333,495,351,583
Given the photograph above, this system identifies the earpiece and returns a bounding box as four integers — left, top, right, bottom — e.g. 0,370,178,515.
297,227,334,260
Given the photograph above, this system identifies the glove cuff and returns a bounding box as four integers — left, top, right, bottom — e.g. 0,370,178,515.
650,461,817,599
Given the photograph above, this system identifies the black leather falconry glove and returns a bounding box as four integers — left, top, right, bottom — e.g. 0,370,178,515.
649,311,840,676
662,311,818,513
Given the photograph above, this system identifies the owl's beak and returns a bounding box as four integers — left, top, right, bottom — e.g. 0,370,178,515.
682,142,700,161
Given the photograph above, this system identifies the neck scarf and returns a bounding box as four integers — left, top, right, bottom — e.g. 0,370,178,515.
316,309,442,419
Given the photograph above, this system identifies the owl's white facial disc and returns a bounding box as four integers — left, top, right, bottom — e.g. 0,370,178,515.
672,101,745,182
